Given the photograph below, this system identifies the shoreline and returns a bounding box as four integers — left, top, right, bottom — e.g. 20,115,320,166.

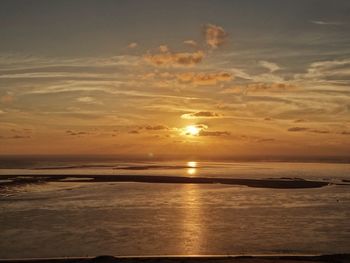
1,254,350,263
0,174,333,189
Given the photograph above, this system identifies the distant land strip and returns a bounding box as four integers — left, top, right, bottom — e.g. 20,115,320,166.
0,174,333,189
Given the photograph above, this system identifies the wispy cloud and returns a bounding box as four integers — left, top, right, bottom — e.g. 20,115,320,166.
127,42,138,49
183,40,198,48
311,20,344,26
76,96,102,105
259,61,281,73
221,82,296,94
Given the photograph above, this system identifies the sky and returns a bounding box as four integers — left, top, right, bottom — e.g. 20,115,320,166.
0,0,350,160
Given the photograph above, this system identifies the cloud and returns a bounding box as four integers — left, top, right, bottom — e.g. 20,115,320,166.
180,124,230,137
310,129,330,134
259,61,281,73
176,71,233,85
141,70,233,87
126,125,169,134
221,82,295,94
143,125,169,130
287,127,309,132
199,130,230,136
311,20,344,26
183,40,198,47
287,127,330,134
295,59,350,86
159,45,169,53
66,130,90,136
76,96,102,104
204,24,228,49
127,42,138,49
0,135,31,140
180,124,208,136
181,111,222,119
144,50,205,67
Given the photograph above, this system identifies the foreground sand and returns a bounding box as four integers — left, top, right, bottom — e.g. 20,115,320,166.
1,255,350,263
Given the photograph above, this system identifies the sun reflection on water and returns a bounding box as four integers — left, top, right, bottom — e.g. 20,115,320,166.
181,184,203,254
187,168,196,175
186,161,198,176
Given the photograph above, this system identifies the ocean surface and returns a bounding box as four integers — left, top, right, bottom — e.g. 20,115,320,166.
0,161,350,258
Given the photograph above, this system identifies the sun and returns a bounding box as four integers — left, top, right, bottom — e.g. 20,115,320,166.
185,125,200,136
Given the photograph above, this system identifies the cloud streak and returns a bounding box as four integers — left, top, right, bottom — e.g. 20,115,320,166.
181,111,222,119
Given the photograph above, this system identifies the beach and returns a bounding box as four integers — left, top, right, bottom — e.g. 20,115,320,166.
1,255,350,263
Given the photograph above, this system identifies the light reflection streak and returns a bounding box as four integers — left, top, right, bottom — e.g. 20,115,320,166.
181,161,203,254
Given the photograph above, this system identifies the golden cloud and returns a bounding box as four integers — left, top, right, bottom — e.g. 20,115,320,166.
204,24,228,49
144,50,205,67
177,71,233,85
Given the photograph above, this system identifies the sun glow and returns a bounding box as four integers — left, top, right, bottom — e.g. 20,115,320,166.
186,161,198,175
187,161,197,168
187,168,197,175
185,125,200,136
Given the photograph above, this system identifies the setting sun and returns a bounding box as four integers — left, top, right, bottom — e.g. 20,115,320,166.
185,125,200,136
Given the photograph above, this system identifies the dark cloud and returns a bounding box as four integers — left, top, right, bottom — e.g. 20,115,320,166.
66,130,89,136
144,125,169,130
309,129,330,134
199,130,230,136
294,119,306,123
0,135,31,139
288,127,309,132
288,127,330,134
182,111,222,119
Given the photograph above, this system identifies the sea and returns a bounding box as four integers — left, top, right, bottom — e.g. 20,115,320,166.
0,160,350,258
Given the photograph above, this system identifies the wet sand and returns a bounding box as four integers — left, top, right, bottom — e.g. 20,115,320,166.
1,255,350,263
0,174,332,189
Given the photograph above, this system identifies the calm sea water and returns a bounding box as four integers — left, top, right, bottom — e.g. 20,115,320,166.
0,161,350,258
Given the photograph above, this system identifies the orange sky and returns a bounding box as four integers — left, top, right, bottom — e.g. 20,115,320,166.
0,1,350,159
